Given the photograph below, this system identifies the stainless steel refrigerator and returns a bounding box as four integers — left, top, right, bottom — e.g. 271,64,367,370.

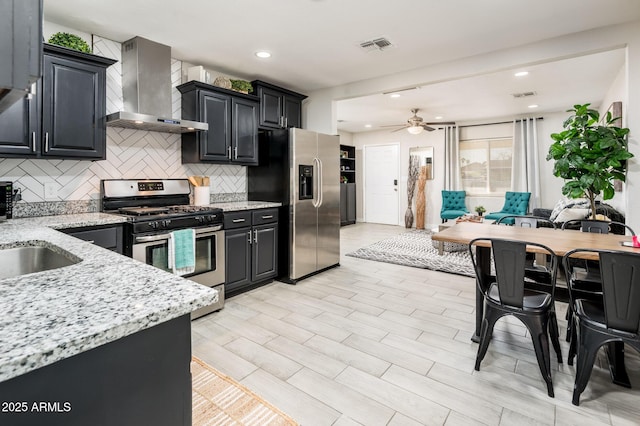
248,128,340,283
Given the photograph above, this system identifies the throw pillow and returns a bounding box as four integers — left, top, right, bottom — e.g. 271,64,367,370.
549,197,589,221
554,208,590,223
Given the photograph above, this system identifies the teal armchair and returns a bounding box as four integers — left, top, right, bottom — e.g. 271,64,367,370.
485,191,531,223
440,190,469,222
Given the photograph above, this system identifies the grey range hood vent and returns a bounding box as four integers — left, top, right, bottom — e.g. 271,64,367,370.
106,37,207,133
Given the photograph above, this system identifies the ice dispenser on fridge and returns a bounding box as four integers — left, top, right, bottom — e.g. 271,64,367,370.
299,165,314,200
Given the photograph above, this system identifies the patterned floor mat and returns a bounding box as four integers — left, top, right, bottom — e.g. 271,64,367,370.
346,229,475,277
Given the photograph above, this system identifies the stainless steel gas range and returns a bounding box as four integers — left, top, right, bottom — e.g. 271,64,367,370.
101,178,225,319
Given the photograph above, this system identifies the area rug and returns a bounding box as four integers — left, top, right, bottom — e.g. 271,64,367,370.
346,229,475,277
192,356,298,426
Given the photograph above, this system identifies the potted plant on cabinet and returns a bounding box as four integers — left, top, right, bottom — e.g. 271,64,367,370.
547,103,633,219
474,206,486,217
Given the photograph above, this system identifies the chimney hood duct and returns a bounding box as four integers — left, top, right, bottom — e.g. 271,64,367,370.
106,37,207,133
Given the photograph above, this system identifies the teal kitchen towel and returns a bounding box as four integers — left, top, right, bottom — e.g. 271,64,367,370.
169,228,196,274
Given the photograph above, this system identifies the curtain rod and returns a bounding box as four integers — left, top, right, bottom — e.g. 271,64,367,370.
458,117,544,128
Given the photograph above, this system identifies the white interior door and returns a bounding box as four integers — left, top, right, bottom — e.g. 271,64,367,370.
364,144,399,225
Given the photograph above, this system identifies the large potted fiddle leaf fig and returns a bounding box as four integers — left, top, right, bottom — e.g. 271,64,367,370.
547,103,633,219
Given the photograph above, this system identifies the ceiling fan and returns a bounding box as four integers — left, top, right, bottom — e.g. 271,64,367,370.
384,108,455,134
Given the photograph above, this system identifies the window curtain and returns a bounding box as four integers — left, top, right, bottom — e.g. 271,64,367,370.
512,118,541,209
444,125,460,190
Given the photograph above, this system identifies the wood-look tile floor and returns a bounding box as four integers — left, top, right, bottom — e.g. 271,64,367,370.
192,223,640,426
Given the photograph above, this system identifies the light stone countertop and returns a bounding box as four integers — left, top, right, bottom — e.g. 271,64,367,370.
0,213,219,383
207,200,282,211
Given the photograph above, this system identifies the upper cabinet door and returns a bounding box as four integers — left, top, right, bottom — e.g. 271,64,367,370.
199,91,231,162
231,98,258,165
0,90,39,156
41,53,107,159
284,96,302,129
257,87,283,129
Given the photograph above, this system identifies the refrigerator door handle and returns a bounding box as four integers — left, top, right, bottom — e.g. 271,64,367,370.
317,158,324,207
312,157,320,208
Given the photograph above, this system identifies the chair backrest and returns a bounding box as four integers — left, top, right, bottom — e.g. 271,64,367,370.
441,190,467,211
500,192,531,215
564,249,640,334
496,215,557,229
469,237,557,308
561,219,635,236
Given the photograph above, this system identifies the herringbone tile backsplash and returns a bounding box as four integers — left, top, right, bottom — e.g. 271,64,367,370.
0,36,246,203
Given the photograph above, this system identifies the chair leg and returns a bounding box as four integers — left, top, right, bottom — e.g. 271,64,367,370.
572,325,603,406
521,314,554,397
548,310,563,363
475,306,498,371
566,305,573,342
567,317,578,366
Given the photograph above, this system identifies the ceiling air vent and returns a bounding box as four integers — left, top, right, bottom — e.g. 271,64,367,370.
359,37,394,52
512,91,537,98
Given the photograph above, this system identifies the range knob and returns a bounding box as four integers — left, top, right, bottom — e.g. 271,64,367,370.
149,221,159,229
162,219,171,228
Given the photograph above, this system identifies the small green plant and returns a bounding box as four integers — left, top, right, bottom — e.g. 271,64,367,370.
474,205,486,215
230,79,253,93
48,32,92,53
547,103,632,218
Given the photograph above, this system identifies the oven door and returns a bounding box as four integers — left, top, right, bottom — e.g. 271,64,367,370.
131,225,225,287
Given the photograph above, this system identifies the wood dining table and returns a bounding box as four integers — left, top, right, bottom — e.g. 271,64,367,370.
432,221,638,386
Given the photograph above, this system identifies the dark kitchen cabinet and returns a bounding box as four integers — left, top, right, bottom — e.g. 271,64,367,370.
0,0,42,114
178,81,259,165
60,224,124,254
251,80,306,130
0,44,116,160
224,208,278,297
340,183,356,226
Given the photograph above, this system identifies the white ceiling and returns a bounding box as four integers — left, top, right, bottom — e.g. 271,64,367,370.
43,0,640,132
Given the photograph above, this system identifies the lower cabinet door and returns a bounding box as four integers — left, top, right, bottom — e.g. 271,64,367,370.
225,227,251,293
252,223,278,282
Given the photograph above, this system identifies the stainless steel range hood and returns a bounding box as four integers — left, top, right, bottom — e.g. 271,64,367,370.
106,37,207,134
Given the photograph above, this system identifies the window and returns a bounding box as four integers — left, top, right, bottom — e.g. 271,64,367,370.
460,137,512,195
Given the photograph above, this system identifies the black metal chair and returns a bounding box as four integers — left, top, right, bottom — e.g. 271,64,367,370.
469,237,562,397
496,215,557,229
562,220,637,343
563,248,640,406
561,219,635,236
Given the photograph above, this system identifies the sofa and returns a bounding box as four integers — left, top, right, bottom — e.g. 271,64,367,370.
532,200,626,233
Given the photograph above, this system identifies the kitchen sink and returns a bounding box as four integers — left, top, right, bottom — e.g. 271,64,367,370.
0,244,80,279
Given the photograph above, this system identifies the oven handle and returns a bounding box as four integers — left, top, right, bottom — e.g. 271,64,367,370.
134,225,223,243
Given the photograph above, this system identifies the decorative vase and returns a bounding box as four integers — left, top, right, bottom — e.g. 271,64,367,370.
416,167,427,230
478,212,483,217
405,208,414,228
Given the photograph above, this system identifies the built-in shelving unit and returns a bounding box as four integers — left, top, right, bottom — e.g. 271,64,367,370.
340,144,356,226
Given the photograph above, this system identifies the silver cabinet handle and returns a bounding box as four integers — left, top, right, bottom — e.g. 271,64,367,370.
261,215,273,219
44,132,49,153
253,229,258,244
285,117,288,128
232,218,246,223
247,231,252,244
227,146,231,159
234,146,238,159
31,132,36,152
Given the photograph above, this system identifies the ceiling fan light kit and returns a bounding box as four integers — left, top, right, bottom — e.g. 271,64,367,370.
407,126,424,135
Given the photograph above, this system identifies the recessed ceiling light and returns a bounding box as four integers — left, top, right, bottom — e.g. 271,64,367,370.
528,104,539,108
255,51,271,58
515,71,529,77
390,93,401,98
435,116,443,120
364,124,372,128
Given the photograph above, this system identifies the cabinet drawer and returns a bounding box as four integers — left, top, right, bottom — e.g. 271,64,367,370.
62,225,122,252
252,208,278,225
224,211,252,229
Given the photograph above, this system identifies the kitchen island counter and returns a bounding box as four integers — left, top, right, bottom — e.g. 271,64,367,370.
0,213,218,383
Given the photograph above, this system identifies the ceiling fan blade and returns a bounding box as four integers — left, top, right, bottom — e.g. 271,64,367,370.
421,124,436,132
390,126,409,133
425,121,456,126
380,124,406,128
